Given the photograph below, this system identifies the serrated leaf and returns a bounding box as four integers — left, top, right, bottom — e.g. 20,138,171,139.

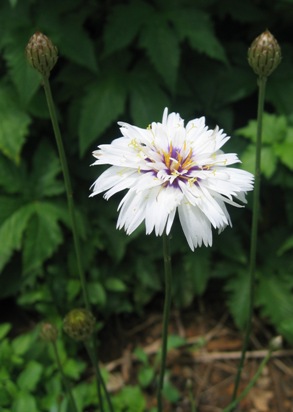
104,0,153,55
274,141,293,170
129,69,169,127
256,274,293,327
22,201,68,275
0,84,31,163
173,248,211,308
56,14,98,73
79,75,127,156
0,203,35,272
30,141,64,197
140,16,180,90
241,144,277,178
236,113,287,144
0,155,27,194
170,8,227,64
3,31,40,104
225,271,250,330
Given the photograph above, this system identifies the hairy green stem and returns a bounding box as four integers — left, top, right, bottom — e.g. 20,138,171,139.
157,233,173,411
231,76,267,403
52,341,79,412
225,349,272,412
42,76,90,311
84,340,114,412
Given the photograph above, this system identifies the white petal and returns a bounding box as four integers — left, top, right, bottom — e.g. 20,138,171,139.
178,202,213,250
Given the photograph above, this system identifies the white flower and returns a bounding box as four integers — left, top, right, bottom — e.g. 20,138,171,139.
90,108,254,250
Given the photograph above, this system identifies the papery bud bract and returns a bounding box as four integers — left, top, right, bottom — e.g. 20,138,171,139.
40,322,58,342
25,32,58,78
63,308,96,342
248,30,281,78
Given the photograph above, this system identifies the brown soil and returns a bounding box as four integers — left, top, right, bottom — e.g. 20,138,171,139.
99,299,293,412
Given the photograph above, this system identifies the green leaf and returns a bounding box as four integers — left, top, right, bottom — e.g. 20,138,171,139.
256,274,293,343
105,278,127,292
103,0,153,55
22,201,67,275
17,360,43,392
0,84,31,163
0,203,34,272
236,113,287,144
79,75,127,156
134,347,148,364
12,333,33,356
30,141,64,197
225,271,250,330
274,141,293,171
0,156,27,194
129,69,169,127
87,281,107,306
241,144,277,178
56,14,98,73
3,30,41,104
162,380,180,403
140,15,180,90
167,335,186,350
138,366,154,388
112,386,146,412
278,235,293,256
170,8,227,63
12,391,38,412
0,323,12,340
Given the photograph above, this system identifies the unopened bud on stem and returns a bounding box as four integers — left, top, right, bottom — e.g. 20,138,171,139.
248,30,281,78
63,308,96,342
25,32,58,78
40,322,58,342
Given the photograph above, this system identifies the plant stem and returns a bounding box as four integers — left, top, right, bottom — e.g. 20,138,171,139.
157,232,173,412
224,349,272,412
84,340,114,412
231,76,267,403
52,341,79,412
42,76,90,312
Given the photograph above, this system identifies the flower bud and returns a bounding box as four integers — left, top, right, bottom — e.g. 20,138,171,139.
25,32,58,78
248,30,281,78
40,322,58,342
63,308,96,342
269,335,282,352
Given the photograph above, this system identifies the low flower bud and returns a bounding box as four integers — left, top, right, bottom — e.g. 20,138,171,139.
63,308,96,342
269,335,282,352
25,32,58,78
40,322,58,342
248,30,281,78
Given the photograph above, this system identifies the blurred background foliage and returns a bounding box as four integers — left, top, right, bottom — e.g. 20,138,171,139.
1,0,293,409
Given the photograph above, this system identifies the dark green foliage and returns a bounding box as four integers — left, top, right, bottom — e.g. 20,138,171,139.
1,0,293,408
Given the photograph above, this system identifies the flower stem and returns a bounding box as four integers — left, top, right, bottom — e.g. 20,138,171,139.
157,233,173,411
52,341,79,412
84,340,114,412
231,76,267,403
225,349,272,412
42,76,90,312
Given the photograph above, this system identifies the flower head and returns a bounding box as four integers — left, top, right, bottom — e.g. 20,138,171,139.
63,308,96,342
91,109,254,250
